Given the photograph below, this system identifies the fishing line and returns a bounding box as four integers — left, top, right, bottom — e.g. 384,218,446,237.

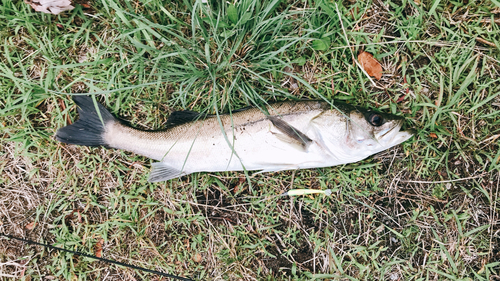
0,233,194,281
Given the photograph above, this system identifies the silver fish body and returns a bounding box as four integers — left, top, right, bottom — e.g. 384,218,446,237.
56,96,413,182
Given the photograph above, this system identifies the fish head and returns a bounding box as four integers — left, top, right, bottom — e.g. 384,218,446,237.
345,108,413,156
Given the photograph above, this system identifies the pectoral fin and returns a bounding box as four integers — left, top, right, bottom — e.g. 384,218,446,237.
268,116,312,150
148,162,183,182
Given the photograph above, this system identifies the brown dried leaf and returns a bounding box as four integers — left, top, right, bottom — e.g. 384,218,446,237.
95,239,104,258
192,253,202,263
25,0,75,15
65,209,83,223
25,221,37,230
358,51,383,80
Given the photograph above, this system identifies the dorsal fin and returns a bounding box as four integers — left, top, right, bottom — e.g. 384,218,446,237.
166,111,208,127
232,105,253,113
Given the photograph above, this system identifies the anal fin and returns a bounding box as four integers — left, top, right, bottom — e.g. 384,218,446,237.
148,162,183,182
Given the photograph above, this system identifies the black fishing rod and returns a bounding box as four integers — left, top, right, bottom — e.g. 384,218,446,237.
0,233,194,281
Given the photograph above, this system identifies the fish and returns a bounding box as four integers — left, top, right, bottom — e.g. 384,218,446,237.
55,96,414,182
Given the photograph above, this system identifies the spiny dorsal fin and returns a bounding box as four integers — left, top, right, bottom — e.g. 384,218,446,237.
166,111,207,127
268,116,312,150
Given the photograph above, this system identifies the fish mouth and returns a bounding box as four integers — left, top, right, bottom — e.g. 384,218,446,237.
376,120,414,145
391,129,414,144
375,119,402,140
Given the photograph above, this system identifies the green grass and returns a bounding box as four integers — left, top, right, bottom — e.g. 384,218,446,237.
1,0,500,280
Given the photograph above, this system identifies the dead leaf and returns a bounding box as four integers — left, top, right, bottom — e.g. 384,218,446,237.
25,0,74,15
25,222,37,230
65,209,82,223
18,259,28,277
192,253,202,263
358,51,383,80
429,133,437,138
95,239,104,258
397,94,407,103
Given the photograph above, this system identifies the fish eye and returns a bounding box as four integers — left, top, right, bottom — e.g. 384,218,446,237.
368,113,383,126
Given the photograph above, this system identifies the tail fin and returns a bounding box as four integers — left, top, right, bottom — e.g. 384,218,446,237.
55,95,116,147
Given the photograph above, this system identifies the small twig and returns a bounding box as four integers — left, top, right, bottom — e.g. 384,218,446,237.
289,170,296,190
479,18,500,24
329,39,471,49
329,40,499,64
489,172,499,260
395,172,488,184
479,134,500,145
475,37,497,48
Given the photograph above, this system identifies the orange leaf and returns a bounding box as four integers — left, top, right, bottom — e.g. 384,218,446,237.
25,222,37,230
192,253,202,263
429,133,437,138
358,51,382,80
95,239,104,258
